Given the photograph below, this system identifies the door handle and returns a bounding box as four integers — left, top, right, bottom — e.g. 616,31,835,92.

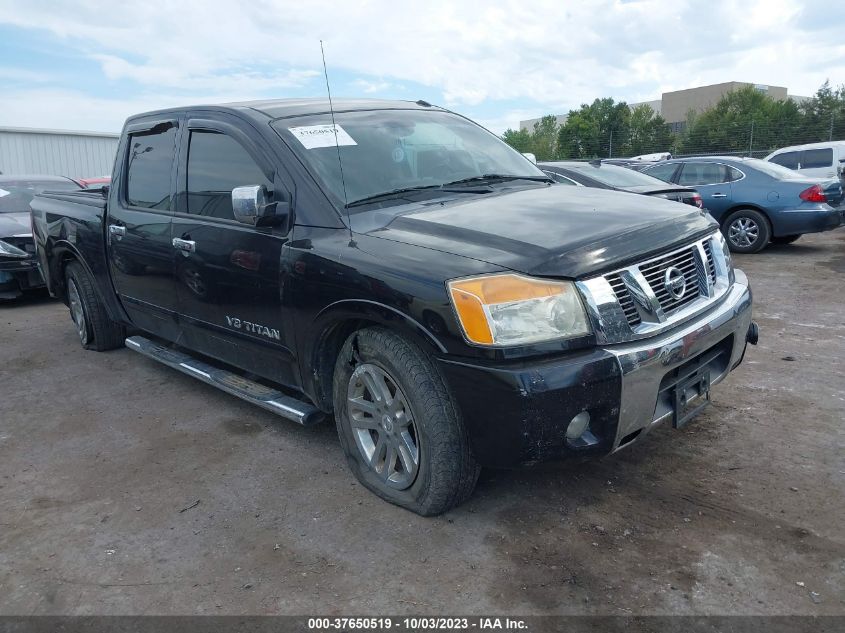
108,224,126,239
172,237,196,254
711,193,727,198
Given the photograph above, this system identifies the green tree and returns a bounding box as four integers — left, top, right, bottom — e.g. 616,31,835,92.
530,115,560,161
797,80,845,143
501,127,532,153
556,98,631,158
626,104,674,156
678,85,801,155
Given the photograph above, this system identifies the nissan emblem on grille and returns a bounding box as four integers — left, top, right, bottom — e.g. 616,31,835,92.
663,266,687,300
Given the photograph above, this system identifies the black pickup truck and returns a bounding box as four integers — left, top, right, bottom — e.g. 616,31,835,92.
31,99,757,515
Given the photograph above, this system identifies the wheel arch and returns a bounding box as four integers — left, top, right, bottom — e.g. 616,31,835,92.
304,300,447,412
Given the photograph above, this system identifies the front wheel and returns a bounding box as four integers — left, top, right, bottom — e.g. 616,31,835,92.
722,209,771,253
332,327,479,516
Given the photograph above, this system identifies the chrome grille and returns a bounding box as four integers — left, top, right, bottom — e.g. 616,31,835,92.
639,245,701,315
577,233,733,344
606,273,641,327
702,240,716,287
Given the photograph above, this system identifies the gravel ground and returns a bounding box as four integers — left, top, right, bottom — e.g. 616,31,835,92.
1,229,843,616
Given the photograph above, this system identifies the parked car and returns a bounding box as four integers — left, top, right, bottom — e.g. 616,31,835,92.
32,99,756,515
0,174,82,299
641,157,844,253
764,141,845,181
540,161,703,208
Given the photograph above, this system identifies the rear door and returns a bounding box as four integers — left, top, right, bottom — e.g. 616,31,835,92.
676,162,733,221
171,115,298,387
798,148,836,179
107,119,181,340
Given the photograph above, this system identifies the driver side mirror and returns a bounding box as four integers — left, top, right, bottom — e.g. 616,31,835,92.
232,184,290,227
522,152,537,165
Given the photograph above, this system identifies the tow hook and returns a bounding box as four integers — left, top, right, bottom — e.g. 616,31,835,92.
747,321,759,345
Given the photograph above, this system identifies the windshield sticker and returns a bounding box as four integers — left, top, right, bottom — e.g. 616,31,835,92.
0,188,9,198
289,124,357,149
392,146,405,163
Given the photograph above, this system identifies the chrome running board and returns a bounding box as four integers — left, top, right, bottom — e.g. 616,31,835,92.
125,335,324,426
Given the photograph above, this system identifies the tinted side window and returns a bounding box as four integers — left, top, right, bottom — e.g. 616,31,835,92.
642,162,677,182
126,126,177,209
801,148,833,169
186,131,271,220
678,163,728,186
770,151,799,169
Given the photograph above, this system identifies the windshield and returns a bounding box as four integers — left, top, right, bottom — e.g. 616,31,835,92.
566,163,672,188
745,158,806,180
0,179,81,213
272,109,544,209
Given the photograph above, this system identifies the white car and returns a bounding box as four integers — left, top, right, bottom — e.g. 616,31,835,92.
764,141,845,180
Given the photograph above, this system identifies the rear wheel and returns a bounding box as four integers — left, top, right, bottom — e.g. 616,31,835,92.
770,234,801,245
332,327,479,516
65,262,125,351
722,209,771,253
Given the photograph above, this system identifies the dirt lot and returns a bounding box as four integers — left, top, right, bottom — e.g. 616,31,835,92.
1,230,843,616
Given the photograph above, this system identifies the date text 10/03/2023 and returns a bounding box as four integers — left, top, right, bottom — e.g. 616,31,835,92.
307,617,529,630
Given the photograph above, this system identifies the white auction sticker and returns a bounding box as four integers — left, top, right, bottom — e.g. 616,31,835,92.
0,188,9,198
289,124,357,149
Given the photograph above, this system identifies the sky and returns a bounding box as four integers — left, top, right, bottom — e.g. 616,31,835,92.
0,0,843,135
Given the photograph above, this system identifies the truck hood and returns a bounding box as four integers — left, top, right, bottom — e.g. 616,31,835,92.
362,185,717,278
0,212,32,239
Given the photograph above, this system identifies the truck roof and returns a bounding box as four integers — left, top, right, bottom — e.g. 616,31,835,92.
125,98,444,124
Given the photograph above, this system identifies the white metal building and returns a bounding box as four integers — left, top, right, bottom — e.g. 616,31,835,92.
0,126,119,178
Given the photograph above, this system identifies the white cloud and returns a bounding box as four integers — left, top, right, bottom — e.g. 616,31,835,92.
0,0,843,132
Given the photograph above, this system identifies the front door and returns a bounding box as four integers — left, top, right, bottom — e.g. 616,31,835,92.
107,119,181,340
171,120,297,387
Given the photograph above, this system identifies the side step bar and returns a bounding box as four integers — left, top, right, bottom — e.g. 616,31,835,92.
125,335,324,426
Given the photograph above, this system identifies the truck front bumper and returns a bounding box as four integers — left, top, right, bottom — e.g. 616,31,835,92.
438,270,754,468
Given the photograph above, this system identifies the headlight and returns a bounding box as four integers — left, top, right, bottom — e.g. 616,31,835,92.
0,240,29,259
447,273,590,346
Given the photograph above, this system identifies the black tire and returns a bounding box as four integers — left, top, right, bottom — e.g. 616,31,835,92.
65,261,125,351
332,327,479,516
722,208,771,254
770,234,801,245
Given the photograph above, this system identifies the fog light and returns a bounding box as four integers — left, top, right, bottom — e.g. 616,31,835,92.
566,411,591,440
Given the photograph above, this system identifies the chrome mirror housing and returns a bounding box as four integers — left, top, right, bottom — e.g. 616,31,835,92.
232,185,268,226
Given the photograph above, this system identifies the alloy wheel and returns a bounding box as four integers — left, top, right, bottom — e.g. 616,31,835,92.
346,363,420,490
728,217,759,248
67,279,88,344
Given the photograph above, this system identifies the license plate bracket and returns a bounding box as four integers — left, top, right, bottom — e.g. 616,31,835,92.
672,368,711,429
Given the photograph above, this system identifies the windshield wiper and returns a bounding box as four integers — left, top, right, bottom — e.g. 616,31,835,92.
443,174,553,187
346,185,446,208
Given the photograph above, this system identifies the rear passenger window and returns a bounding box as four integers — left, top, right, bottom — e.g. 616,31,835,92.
642,163,677,182
126,125,177,209
186,131,271,220
727,166,744,181
801,148,833,169
770,151,799,169
678,163,728,186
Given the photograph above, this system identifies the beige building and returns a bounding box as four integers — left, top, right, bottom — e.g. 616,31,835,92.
518,81,809,132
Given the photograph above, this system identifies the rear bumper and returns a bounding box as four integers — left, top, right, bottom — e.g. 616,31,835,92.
773,205,842,237
438,270,753,468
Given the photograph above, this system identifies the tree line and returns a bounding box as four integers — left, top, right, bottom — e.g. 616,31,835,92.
502,81,845,160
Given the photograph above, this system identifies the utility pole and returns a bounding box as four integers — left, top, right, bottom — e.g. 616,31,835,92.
748,120,754,157
830,112,835,141
608,130,613,158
